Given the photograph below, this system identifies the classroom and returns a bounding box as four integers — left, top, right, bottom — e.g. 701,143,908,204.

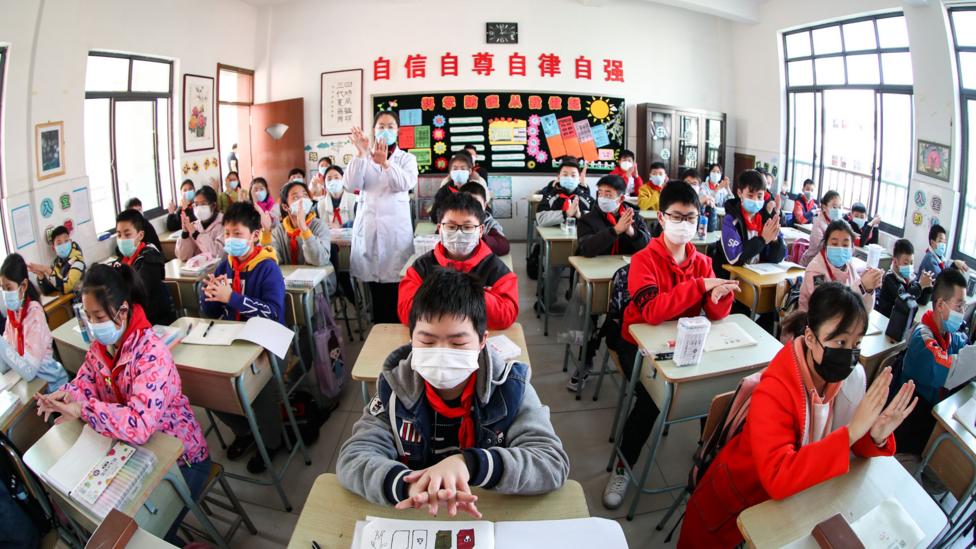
1,0,976,547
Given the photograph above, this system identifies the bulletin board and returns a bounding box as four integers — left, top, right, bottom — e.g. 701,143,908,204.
372,91,625,174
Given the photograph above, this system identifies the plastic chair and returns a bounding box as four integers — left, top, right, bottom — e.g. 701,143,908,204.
178,462,257,546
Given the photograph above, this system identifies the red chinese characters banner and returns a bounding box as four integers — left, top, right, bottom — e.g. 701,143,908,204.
371,52,624,83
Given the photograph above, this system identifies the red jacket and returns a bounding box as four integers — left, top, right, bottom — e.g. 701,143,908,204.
621,236,733,344
678,339,896,548
398,241,519,330
609,166,644,196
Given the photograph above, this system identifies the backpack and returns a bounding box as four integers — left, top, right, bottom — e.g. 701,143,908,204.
788,237,810,264
311,292,350,399
778,275,803,319
280,389,331,447
526,243,540,281
886,291,919,343
600,264,632,352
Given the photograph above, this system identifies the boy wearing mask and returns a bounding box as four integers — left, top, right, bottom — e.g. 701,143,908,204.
918,224,970,278
431,153,486,224
637,162,668,211
877,238,934,317
609,149,643,196
792,179,818,224
845,202,880,247
711,169,786,279
31,225,87,295
535,159,593,227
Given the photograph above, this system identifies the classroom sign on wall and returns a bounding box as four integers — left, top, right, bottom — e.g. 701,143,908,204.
372,92,625,174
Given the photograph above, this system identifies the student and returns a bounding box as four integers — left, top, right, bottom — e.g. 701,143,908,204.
262,180,336,293
682,168,719,230
703,163,732,207
799,220,883,312
125,197,143,212
200,202,286,473
460,182,509,256
30,225,86,295
711,169,786,279
602,181,739,509
309,156,334,197
166,179,198,232
337,269,569,510
37,264,210,543
114,210,176,326
608,149,643,196
877,238,934,317
176,186,224,261
792,178,818,224
346,112,418,324
637,161,668,211
316,165,356,228
800,190,842,266
462,144,488,180
399,193,518,330
431,153,486,224
678,282,917,548
845,202,880,247
287,168,305,184
918,224,971,277
577,174,650,257
535,159,593,227
249,176,281,226
0,254,68,392
217,171,241,214
227,142,239,173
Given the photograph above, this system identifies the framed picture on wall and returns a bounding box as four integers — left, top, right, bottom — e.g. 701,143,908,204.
321,69,363,136
35,121,65,181
916,140,951,182
183,74,215,152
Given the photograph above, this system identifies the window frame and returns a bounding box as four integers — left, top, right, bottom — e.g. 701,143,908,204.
216,63,255,184
782,11,913,237
84,51,174,233
949,6,976,268
0,46,9,253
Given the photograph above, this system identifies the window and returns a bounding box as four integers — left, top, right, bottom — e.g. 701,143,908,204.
0,46,8,255
783,13,913,234
950,8,976,265
84,52,174,234
216,64,254,187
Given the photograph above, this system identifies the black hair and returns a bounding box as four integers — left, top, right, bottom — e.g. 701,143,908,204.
325,165,344,178
807,282,868,339
707,163,722,172
437,191,485,224
779,310,808,341
802,178,814,188
288,168,306,179
1,254,41,304
409,269,487,337
736,169,766,194
933,268,968,304
226,171,239,180
317,156,332,166
755,166,769,176
249,176,269,202
196,185,218,205
649,162,667,172
659,180,701,214
125,197,142,209
115,209,162,250
223,201,262,232
280,181,312,218
929,224,947,242
180,179,195,192
459,181,487,203
680,168,700,182
51,225,70,240
375,110,399,126
850,202,867,214
620,149,635,160
462,144,477,154
81,263,146,321
893,238,914,258
822,220,856,249
821,190,841,207
558,159,580,173
597,174,627,195
449,152,474,170
231,143,238,149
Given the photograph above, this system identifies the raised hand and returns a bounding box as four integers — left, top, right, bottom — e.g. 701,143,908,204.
350,126,370,156
869,377,917,445
919,270,934,289
761,214,781,244
371,138,389,166
848,367,891,445
860,268,883,292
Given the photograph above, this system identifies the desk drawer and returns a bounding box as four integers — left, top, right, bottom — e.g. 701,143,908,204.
180,354,272,416
550,240,577,268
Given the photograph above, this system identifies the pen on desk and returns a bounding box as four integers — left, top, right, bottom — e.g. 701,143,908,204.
311,541,321,549
203,320,215,338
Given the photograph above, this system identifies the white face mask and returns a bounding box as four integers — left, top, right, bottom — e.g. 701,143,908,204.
290,197,313,216
193,205,212,221
664,219,697,245
441,228,481,257
411,347,480,389
619,160,633,171
598,197,620,214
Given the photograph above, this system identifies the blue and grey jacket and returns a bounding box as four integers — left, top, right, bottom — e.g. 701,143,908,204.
711,197,787,278
337,344,569,506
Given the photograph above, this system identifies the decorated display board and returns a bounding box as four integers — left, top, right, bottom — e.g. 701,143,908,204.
372,92,625,174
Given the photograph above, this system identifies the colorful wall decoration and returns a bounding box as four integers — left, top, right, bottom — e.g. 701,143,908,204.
372,91,625,174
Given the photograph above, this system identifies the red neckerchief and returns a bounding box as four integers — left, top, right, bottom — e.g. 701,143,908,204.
927,248,945,270
120,242,146,266
822,209,832,224
6,296,30,356
92,305,152,404
741,207,763,234
331,196,343,226
708,181,720,191
558,194,572,212
230,246,263,320
647,181,663,192
424,374,477,449
820,248,839,281
605,205,626,255
921,310,950,352
284,219,303,264
448,186,459,194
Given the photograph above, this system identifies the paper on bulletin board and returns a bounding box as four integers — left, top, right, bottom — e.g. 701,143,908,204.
72,186,92,225
11,204,35,249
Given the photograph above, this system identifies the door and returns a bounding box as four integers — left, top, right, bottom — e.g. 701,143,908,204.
676,112,701,178
219,104,253,186
733,153,756,183
646,107,675,176
249,98,306,199
704,116,725,170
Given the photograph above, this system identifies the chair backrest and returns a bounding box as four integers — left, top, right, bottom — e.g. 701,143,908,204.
701,391,735,444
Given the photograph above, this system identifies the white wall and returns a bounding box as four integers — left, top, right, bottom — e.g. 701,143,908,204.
0,0,257,264
256,0,736,238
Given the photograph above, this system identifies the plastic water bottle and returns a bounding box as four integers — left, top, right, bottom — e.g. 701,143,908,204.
698,213,708,239
73,302,91,344
563,216,576,235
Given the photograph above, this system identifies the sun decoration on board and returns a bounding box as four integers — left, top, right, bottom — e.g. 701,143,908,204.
586,97,614,123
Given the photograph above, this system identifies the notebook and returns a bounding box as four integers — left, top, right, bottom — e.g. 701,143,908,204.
944,345,976,391
180,317,294,359
704,321,757,352
284,267,329,289
350,516,627,549
953,397,976,438
0,369,21,391
745,261,803,275
178,254,220,276
849,497,924,549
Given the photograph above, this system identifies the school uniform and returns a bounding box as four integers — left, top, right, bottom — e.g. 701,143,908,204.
917,248,954,278
39,242,86,295
576,202,650,258
876,269,932,317
792,194,817,225
712,197,787,278
217,190,237,214
175,213,224,261
608,166,644,196
481,213,511,257
429,174,487,224
679,338,894,548
637,181,662,211
800,210,832,266
317,192,357,228
398,241,518,330
336,344,569,506
845,215,879,247
534,181,594,227
799,250,874,312
117,243,176,326
0,299,68,392
262,213,336,294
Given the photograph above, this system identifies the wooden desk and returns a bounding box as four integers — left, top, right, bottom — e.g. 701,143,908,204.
159,231,179,261
0,377,47,435
413,221,437,236
611,314,782,520
399,252,514,278
738,457,947,548
287,474,589,549
724,264,805,317
795,223,812,234
330,228,352,273
780,226,807,245
351,323,530,404
536,226,578,336
41,292,75,331
638,209,659,226
859,311,905,381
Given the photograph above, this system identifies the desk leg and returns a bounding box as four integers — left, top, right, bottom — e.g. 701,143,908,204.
735,273,760,321
361,381,370,406
543,240,552,336
164,468,229,549
917,432,976,546
607,352,643,466
625,381,674,521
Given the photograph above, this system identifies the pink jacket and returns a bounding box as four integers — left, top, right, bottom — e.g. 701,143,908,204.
4,300,53,364
64,305,209,464
176,213,225,261
800,212,831,266
799,250,874,312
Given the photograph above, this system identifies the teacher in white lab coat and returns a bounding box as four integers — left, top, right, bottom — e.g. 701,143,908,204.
345,111,418,323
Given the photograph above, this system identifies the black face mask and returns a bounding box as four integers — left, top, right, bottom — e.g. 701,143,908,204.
812,336,859,383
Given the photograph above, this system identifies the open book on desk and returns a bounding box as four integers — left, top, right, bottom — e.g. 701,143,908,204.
180,317,294,359
744,261,803,275
284,267,329,289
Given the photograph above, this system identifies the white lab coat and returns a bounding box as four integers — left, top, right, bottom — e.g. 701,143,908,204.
345,148,418,283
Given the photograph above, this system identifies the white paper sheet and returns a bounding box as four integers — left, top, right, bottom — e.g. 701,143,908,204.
180,318,294,360
850,497,924,549
945,345,976,391
44,425,113,496
487,335,522,361
704,321,757,352
352,516,494,549
495,518,627,549
11,204,35,249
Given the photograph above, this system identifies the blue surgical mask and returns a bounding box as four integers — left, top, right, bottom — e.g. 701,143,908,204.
850,217,866,228
944,308,965,334
898,264,913,280
742,198,764,215
184,190,196,202
709,172,722,184
228,179,239,190
935,242,948,258
55,241,72,259
650,174,666,187
118,238,138,258
375,128,397,146
318,166,328,176
327,180,344,195
829,207,842,221
90,319,124,346
255,190,268,202
559,176,579,192
450,170,470,186
290,197,313,216
826,246,852,268
2,290,22,312
224,237,251,257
